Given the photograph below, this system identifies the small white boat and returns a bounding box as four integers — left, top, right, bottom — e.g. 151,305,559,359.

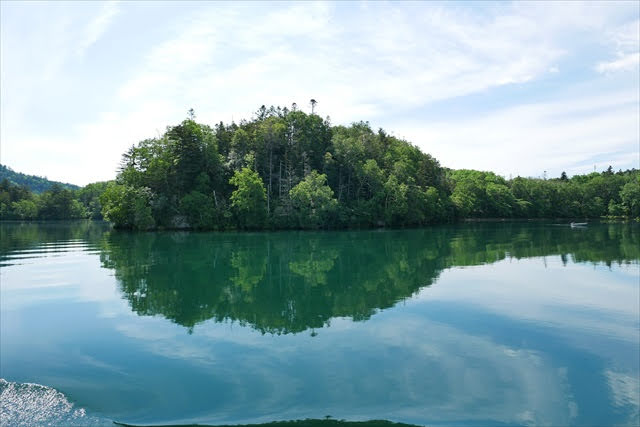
570,222,588,227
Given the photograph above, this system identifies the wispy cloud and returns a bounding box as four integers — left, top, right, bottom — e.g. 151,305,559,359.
76,1,120,56
596,19,639,73
117,2,570,115
401,89,639,178
597,53,640,73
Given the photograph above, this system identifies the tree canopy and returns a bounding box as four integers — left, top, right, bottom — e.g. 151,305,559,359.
98,108,454,230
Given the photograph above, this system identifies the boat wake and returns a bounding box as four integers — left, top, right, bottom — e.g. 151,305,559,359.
0,378,111,426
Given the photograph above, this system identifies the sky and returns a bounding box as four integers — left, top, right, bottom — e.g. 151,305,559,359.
1,1,639,186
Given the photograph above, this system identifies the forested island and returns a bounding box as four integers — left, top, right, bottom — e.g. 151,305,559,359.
1,106,639,229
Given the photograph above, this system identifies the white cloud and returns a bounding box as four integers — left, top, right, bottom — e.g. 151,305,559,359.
116,2,570,113
608,19,640,54
400,89,640,178
596,52,640,73
596,18,639,73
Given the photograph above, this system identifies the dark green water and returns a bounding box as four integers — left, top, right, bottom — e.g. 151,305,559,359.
1,221,638,426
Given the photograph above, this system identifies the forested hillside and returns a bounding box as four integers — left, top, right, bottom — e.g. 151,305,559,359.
0,164,79,193
98,107,450,230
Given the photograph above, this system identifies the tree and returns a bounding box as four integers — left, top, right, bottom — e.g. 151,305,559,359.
181,190,216,229
620,179,640,217
38,184,86,219
11,199,38,219
383,174,408,225
100,183,154,230
608,200,624,217
228,128,251,171
310,99,317,114
76,181,110,219
289,170,337,229
229,167,267,229
486,182,515,217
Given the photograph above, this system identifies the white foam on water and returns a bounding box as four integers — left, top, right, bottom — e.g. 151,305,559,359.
0,378,111,426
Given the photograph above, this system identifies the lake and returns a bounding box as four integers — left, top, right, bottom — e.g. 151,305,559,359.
1,221,638,426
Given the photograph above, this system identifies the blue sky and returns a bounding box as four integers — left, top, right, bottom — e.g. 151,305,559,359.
1,1,638,186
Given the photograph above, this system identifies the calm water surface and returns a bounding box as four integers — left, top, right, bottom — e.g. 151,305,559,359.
1,221,639,426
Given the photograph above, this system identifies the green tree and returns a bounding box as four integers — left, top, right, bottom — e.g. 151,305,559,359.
100,183,154,230
383,174,408,226
38,184,86,219
608,200,624,217
229,167,267,229
181,190,216,229
76,181,110,219
289,171,338,229
11,199,38,219
620,179,640,218
486,182,515,217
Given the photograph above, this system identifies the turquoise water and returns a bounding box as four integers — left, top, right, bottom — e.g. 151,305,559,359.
1,221,638,426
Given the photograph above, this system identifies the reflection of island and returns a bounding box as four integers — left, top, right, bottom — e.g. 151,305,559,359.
99,230,447,333
97,222,639,334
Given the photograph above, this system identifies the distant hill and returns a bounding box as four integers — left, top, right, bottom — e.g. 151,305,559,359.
0,164,79,193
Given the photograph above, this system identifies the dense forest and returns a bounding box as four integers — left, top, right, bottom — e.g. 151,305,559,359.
0,179,108,220
1,106,638,227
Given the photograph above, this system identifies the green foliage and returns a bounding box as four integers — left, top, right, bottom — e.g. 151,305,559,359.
229,167,267,229
110,118,224,229
383,174,407,226
76,181,110,219
180,190,216,229
448,168,639,219
289,171,338,228
608,200,625,217
100,183,154,230
37,184,87,219
620,179,640,218
11,199,38,219
0,179,92,220
103,107,447,230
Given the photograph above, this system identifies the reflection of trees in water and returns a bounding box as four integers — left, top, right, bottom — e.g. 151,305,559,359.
2,221,635,333
94,223,639,334
289,240,339,286
98,230,450,333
